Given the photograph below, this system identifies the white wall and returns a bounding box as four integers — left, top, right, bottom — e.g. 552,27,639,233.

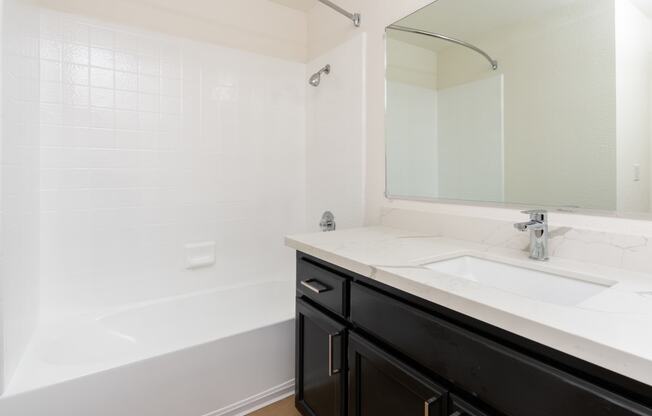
616,0,652,213
305,33,366,231
0,0,41,393
37,10,307,318
308,0,435,225
30,0,308,62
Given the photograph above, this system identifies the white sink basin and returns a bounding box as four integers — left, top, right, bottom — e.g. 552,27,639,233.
424,256,615,306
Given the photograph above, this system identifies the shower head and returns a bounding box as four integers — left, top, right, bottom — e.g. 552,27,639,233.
309,64,331,87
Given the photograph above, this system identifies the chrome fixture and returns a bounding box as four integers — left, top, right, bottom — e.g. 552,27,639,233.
300,279,329,294
320,211,336,232
514,210,549,261
387,25,498,71
309,64,331,87
317,0,361,27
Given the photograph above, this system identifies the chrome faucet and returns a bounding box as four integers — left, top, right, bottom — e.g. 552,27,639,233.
319,211,336,232
514,210,549,261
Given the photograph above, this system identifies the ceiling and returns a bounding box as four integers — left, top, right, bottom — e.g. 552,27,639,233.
268,0,316,12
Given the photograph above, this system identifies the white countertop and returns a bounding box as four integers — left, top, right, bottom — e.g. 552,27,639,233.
286,226,652,387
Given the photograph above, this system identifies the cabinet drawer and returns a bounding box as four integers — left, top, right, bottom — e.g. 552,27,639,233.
350,282,652,416
297,256,348,317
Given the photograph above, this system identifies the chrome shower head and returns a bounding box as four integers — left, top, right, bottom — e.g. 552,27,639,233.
309,64,331,87
309,73,321,87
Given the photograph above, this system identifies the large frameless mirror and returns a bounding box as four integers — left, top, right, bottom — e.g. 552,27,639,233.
385,0,652,215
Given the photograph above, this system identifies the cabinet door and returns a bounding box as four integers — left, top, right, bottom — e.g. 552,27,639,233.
348,333,447,416
296,299,347,416
448,395,493,416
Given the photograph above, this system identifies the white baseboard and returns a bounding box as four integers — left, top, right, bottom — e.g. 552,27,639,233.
204,380,295,416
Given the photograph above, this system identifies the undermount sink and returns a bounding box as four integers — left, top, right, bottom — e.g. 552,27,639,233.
424,256,615,306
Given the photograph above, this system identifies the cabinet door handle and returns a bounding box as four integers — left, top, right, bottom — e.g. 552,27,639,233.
424,397,445,416
328,332,342,376
301,279,331,294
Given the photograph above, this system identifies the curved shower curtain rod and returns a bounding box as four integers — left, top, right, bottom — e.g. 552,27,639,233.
388,25,498,71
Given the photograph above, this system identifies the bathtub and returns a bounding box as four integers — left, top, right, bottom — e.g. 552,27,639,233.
0,280,296,416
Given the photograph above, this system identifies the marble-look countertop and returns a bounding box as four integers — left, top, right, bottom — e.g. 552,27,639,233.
286,226,652,387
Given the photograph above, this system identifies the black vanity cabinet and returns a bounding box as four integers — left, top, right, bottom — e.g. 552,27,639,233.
294,252,652,416
296,299,347,416
448,396,492,416
348,333,447,416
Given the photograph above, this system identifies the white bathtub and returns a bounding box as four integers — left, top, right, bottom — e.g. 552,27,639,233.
0,281,296,416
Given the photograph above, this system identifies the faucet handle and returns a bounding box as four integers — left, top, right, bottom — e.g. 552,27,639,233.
521,209,547,221
521,209,547,214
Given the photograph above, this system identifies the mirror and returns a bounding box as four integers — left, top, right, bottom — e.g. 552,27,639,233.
385,0,652,215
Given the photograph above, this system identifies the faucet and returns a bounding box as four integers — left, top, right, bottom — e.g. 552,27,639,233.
514,210,549,261
319,211,336,232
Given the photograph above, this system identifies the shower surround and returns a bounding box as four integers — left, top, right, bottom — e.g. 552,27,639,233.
0,0,367,412
35,9,307,318
0,2,308,414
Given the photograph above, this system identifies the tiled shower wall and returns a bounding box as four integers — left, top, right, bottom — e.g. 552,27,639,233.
1,0,41,392
37,11,306,318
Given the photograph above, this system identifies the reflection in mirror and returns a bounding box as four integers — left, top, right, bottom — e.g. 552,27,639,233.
386,0,652,214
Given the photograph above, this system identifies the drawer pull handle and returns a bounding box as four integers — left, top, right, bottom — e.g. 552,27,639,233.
301,279,331,294
449,412,463,416
328,332,342,376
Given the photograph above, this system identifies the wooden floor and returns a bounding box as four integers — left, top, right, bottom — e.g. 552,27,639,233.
247,397,301,416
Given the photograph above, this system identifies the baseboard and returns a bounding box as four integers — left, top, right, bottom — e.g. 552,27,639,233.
204,380,295,416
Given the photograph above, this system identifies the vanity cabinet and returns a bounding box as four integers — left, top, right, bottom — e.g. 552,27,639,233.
348,333,447,416
294,252,652,416
448,396,492,416
296,299,347,416
350,282,650,416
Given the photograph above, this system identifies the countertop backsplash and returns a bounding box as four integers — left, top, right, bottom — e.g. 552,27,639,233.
380,208,652,276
